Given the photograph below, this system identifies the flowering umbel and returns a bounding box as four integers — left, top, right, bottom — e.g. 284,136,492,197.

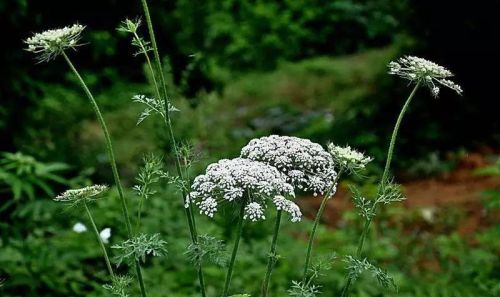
328,144,373,174
388,56,462,97
187,158,300,222
241,135,337,196
54,185,108,206
25,24,85,62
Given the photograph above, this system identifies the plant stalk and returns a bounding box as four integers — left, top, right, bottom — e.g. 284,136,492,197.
62,52,148,297
222,201,246,297
302,169,343,282
340,82,421,297
261,210,283,297
83,200,114,278
138,1,206,295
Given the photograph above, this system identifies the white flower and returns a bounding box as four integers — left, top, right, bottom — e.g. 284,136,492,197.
188,158,296,221
198,197,218,218
327,144,373,174
25,24,85,62
273,195,302,222
55,185,108,205
240,135,337,196
100,228,112,244
243,202,266,221
388,56,462,97
420,207,437,223
72,222,87,233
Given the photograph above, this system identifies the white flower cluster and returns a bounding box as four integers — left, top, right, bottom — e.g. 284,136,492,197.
328,144,373,174
273,195,302,222
388,56,462,97
241,135,336,196
244,202,266,221
188,158,298,222
55,185,108,204
25,24,85,62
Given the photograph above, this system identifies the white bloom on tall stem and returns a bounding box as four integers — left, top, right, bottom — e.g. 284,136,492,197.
55,185,108,206
25,24,85,62
273,195,302,223
243,202,266,221
328,144,373,174
187,158,297,222
241,135,337,196
388,56,463,97
192,158,299,297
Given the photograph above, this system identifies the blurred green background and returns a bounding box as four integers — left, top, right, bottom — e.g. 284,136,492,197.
1,0,499,296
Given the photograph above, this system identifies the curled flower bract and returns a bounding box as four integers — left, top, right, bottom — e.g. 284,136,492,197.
55,185,108,205
327,144,373,174
388,56,462,97
25,24,85,62
188,158,298,221
241,135,336,196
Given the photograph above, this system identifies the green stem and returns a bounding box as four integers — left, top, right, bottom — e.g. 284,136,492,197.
340,82,421,297
62,52,148,297
133,31,161,103
302,170,343,282
261,210,283,297
136,195,145,234
138,1,206,295
83,200,114,278
222,201,246,297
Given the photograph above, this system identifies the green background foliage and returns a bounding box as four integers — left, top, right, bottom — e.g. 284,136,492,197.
1,0,498,296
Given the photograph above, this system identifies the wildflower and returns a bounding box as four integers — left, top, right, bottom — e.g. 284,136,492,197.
54,185,108,206
420,207,437,223
243,202,266,221
187,158,299,221
25,24,85,62
388,56,462,97
273,195,302,222
240,135,336,196
328,144,373,174
72,222,88,233
100,228,112,244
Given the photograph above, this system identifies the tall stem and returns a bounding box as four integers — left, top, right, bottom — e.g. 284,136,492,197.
222,201,246,297
135,195,145,234
138,1,206,295
83,200,114,278
340,82,421,297
302,170,343,282
261,210,283,297
62,52,148,297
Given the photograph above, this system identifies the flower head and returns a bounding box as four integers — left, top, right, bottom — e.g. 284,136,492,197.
327,144,373,174
25,24,85,62
273,195,302,222
244,202,266,221
240,135,336,196
388,56,462,97
72,222,88,233
55,185,108,206
188,158,298,221
100,228,112,244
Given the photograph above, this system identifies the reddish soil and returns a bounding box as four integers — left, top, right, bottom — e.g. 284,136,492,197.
298,152,500,237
